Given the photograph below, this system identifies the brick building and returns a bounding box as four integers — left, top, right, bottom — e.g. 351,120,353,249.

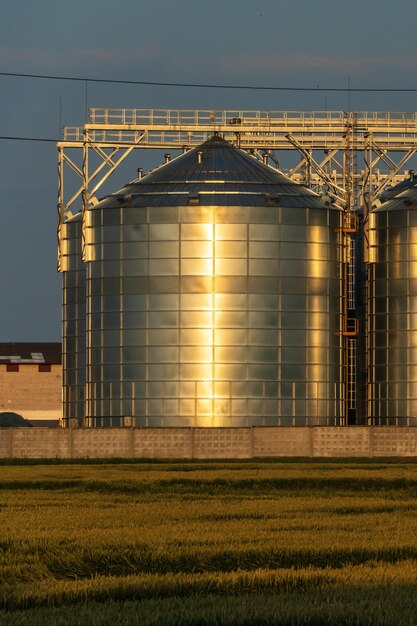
0,343,62,426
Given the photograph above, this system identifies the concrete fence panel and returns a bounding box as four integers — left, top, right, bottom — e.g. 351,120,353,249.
71,428,132,458
193,428,252,459
372,427,417,457
313,427,371,457
253,427,311,457
10,428,71,459
2,426,417,459
134,428,193,458
0,429,12,458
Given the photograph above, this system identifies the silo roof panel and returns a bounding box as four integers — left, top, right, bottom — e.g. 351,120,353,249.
93,135,328,209
375,186,417,212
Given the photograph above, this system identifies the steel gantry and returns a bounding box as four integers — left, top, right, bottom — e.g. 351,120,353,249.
58,108,417,220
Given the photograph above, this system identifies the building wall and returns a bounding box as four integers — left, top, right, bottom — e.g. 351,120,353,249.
1,426,417,458
0,364,62,420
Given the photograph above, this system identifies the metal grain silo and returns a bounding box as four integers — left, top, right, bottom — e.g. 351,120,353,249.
368,185,417,425
79,135,343,427
60,213,86,425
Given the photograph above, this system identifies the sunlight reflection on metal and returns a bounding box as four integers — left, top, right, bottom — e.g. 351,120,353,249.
61,136,343,427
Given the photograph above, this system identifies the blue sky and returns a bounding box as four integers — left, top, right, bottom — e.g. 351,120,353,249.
1,0,417,340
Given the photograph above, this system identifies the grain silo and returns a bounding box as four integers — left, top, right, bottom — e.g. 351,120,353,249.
60,212,86,425
368,184,417,424
62,135,344,427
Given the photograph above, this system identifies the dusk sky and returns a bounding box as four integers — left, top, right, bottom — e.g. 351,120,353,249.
1,0,417,341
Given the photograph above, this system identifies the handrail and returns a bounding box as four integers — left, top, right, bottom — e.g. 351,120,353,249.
88,108,417,128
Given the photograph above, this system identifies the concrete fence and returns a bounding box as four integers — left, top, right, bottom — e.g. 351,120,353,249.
2,426,417,459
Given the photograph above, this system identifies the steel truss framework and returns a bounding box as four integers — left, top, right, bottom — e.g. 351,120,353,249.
58,108,417,222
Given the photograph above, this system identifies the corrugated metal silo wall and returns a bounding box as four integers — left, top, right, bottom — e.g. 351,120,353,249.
82,202,344,427
368,205,417,424
61,216,86,426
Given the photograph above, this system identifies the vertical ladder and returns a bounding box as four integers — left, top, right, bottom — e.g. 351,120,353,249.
342,114,359,423
347,338,356,411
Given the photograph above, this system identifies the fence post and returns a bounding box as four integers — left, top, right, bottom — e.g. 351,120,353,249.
190,427,194,459
250,427,255,459
9,428,14,459
130,427,135,458
309,427,315,458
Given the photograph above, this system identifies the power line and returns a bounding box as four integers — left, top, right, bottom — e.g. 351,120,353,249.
0,135,57,143
1,70,417,92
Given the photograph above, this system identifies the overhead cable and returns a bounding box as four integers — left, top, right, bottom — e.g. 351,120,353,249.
0,135,57,142
1,71,417,92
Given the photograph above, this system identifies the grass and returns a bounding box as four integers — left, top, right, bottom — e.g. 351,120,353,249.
1,460,417,624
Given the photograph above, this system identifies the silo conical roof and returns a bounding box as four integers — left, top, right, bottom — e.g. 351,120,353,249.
374,184,417,212
96,135,327,209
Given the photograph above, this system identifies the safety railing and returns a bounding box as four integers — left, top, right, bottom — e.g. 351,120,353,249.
87,108,417,129
89,108,349,127
60,110,417,147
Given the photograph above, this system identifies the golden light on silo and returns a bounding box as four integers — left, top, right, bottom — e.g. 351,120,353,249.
61,136,343,428
368,185,417,425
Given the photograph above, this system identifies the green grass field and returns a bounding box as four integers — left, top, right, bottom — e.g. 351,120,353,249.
1,459,417,625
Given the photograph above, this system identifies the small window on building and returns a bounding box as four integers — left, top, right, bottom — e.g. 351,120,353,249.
38,364,51,373
6,363,19,372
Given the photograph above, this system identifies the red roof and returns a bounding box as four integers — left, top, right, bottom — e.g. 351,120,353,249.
0,342,61,364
